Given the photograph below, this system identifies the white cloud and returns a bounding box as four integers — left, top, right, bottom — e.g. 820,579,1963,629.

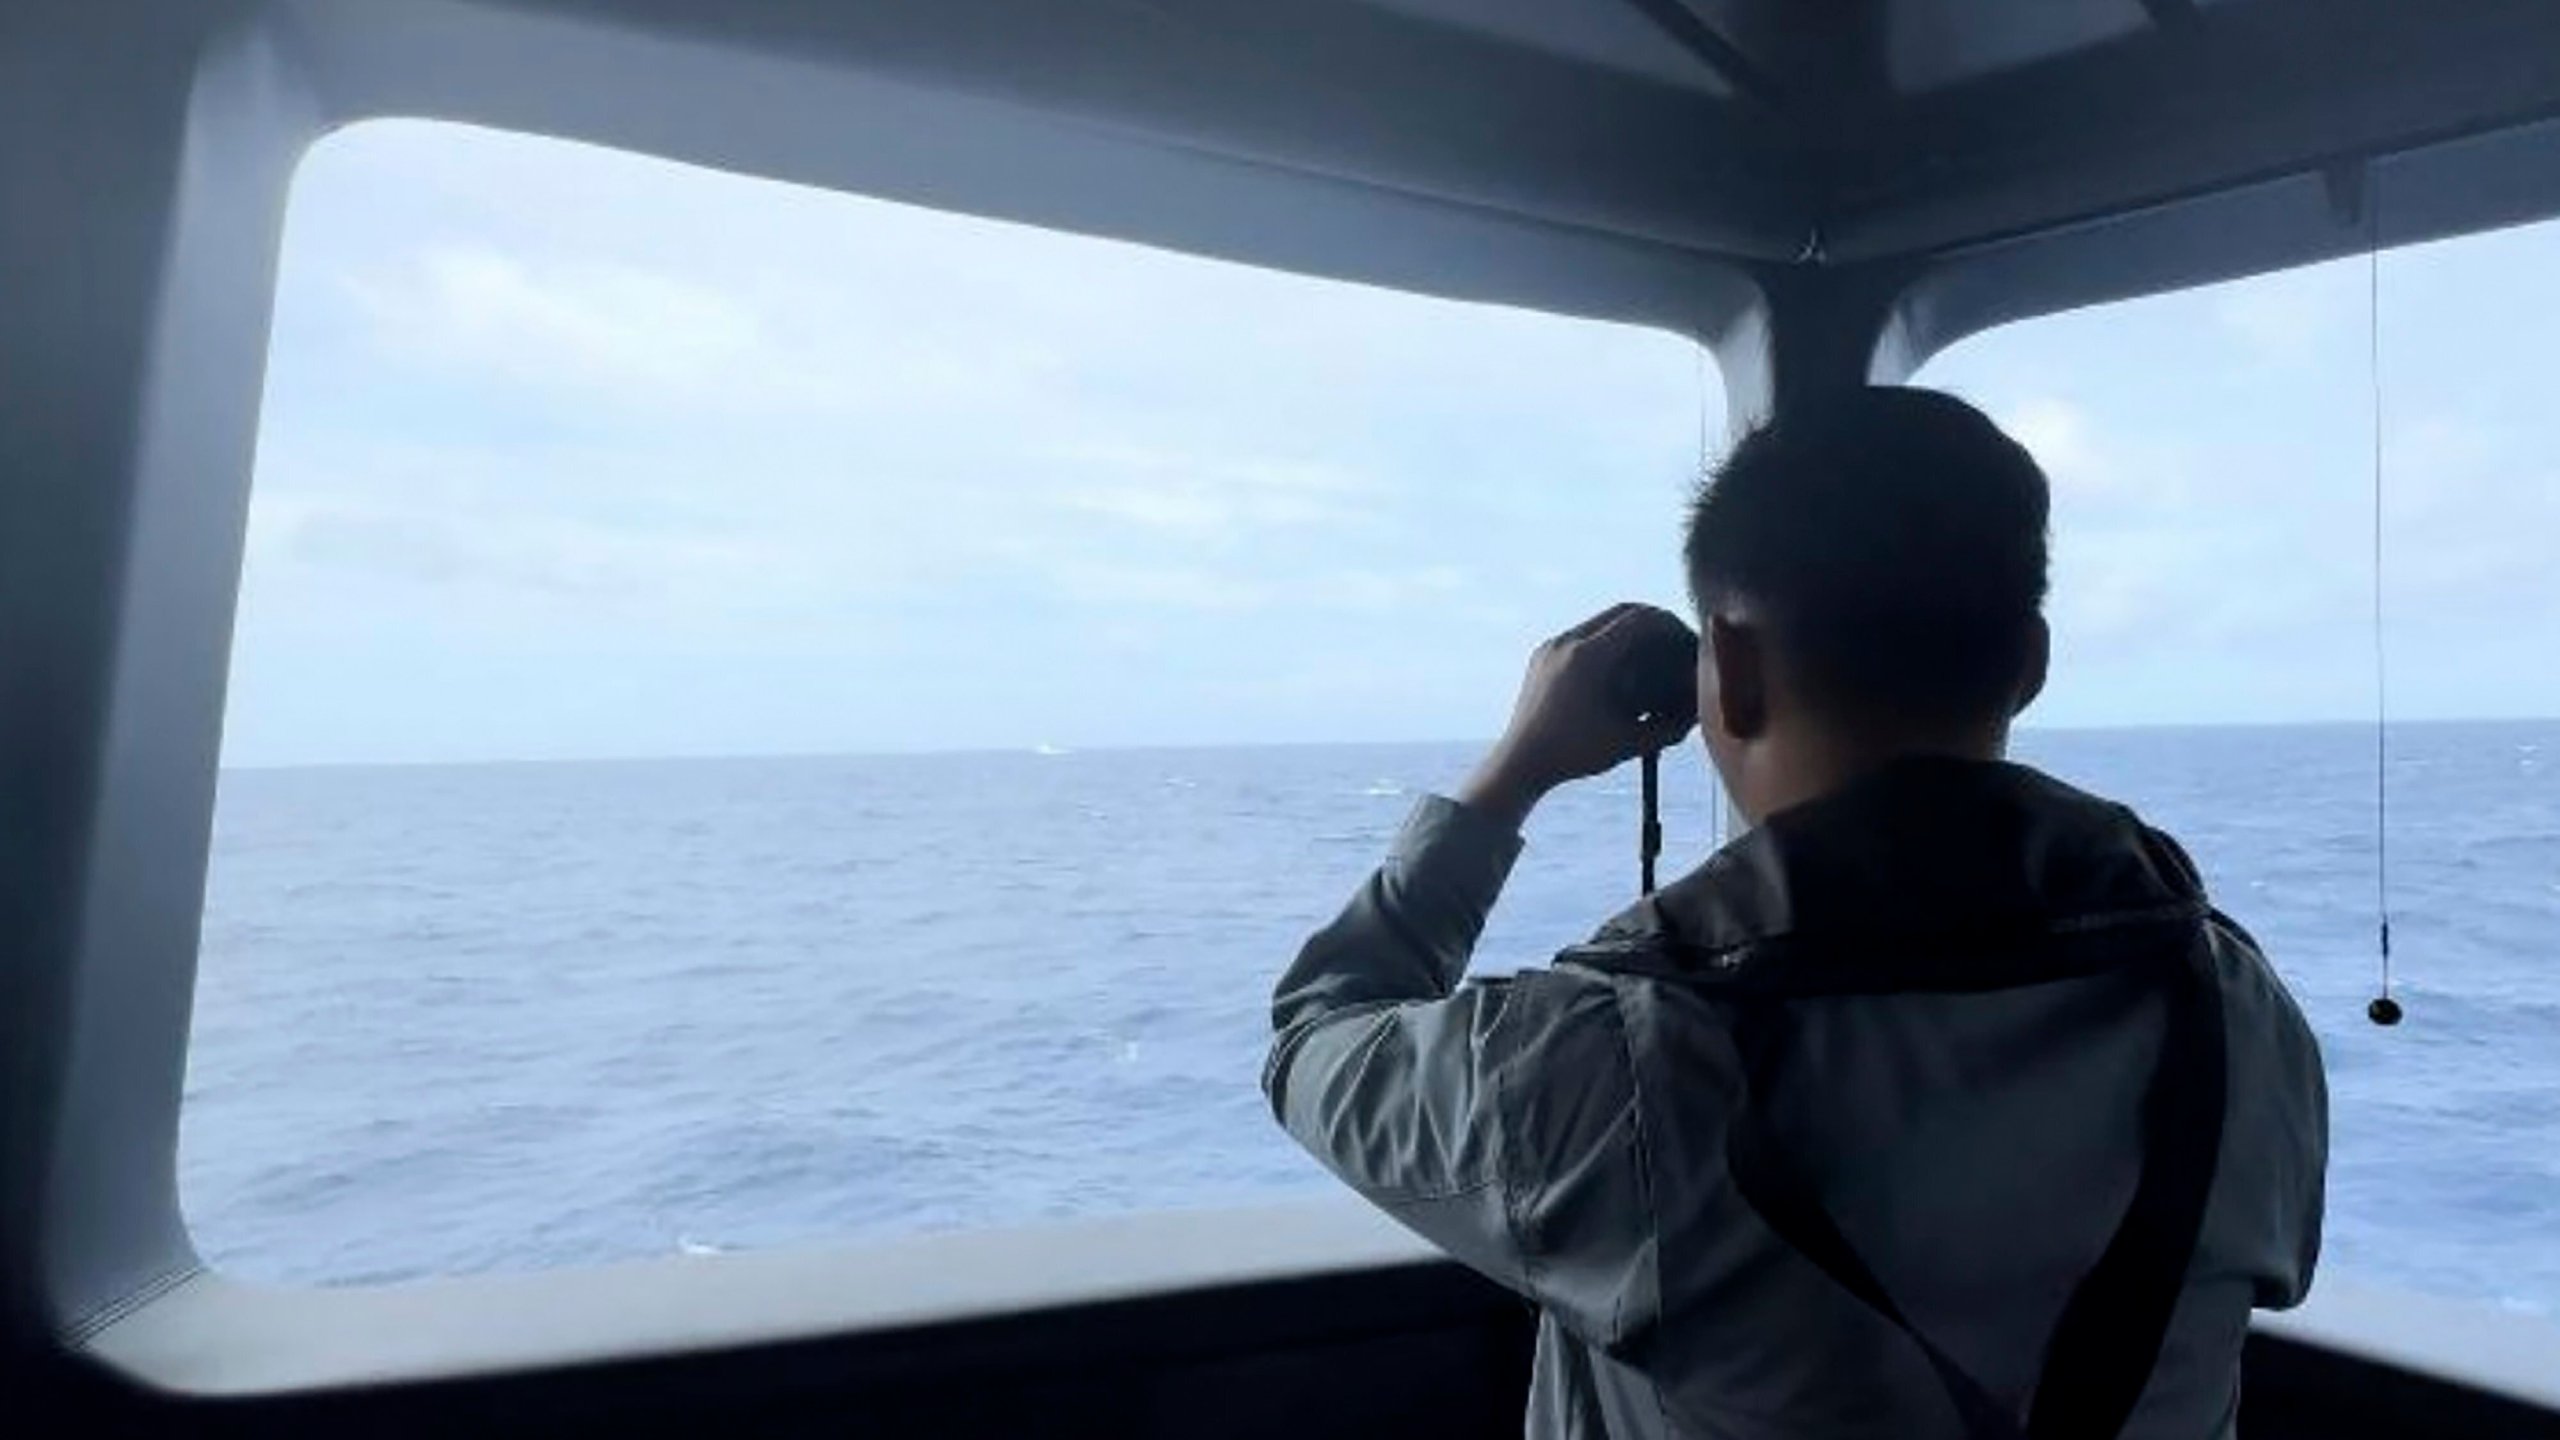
350,245,763,394
249,490,806,617
2211,267,2350,366
2047,541,2162,650
1045,562,1468,615
1047,564,1267,613
2001,396,2102,493
1316,565,1467,611
228,120,1714,760
342,240,1067,422
1061,483,1324,533
1046,444,1370,536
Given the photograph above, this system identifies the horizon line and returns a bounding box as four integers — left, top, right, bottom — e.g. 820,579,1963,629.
217,713,2560,775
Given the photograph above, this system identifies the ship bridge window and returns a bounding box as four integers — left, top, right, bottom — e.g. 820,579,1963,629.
185,120,1723,1285
1922,221,2560,1320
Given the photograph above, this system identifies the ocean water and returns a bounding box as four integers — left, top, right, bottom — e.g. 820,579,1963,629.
183,722,2560,1316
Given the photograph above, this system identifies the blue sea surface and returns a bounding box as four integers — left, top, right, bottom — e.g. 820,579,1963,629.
182,722,2560,1314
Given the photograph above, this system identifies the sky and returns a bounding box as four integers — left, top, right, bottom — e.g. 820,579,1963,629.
227,120,2560,767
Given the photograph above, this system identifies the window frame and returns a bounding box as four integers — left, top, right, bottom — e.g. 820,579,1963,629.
13,0,1755,1349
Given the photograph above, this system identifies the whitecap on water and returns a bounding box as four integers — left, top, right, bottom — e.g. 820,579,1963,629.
1362,780,1404,797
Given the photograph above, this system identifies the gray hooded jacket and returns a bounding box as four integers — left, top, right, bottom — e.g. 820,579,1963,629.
1263,758,2326,1439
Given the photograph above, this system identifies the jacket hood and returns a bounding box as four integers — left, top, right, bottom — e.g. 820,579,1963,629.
1559,757,2209,993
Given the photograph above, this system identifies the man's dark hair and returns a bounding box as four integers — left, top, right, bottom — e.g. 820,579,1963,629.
1684,386,2050,727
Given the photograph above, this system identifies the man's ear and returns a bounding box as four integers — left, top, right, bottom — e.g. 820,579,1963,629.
2012,614,2051,717
1707,613,1768,741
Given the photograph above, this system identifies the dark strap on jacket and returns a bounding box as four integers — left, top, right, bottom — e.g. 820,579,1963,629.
1722,1080,2027,1437
1717,933,2228,1440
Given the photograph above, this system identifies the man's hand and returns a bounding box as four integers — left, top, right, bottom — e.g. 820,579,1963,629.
1457,603,1698,833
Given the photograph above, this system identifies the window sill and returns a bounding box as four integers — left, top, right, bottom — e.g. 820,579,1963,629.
81,1198,2560,1424
2256,1276,2560,1413
83,1198,1446,1398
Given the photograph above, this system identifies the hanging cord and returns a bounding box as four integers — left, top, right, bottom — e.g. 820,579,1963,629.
1641,750,1663,893
2366,174,2403,1027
